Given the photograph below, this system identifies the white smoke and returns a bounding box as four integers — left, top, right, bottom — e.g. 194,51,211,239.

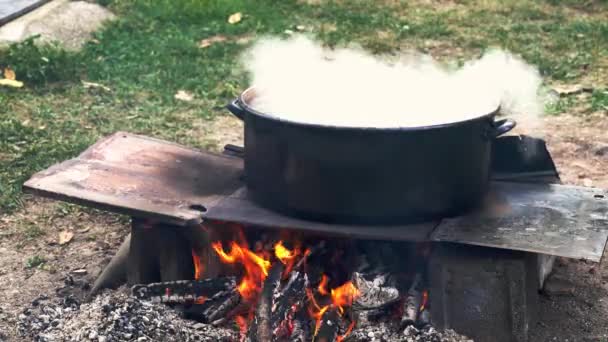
242,35,544,129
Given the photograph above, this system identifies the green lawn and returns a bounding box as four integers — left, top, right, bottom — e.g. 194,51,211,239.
1,0,607,213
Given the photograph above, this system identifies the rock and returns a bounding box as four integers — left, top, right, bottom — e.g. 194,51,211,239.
543,276,575,296
594,146,608,157
0,0,115,50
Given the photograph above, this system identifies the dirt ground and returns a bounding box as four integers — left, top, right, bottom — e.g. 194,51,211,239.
1,113,608,341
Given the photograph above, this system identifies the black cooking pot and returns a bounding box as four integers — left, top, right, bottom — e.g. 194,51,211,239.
227,87,516,224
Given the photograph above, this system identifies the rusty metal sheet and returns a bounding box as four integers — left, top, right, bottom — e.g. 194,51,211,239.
203,187,439,241
431,182,608,262
23,132,243,226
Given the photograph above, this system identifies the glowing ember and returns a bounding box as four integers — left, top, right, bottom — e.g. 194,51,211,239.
235,315,248,338
337,320,356,342
191,250,203,280
195,296,207,305
212,241,271,301
420,289,429,311
330,281,360,315
318,274,329,296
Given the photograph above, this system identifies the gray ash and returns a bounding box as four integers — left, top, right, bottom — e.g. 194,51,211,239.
18,288,237,342
348,324,473,342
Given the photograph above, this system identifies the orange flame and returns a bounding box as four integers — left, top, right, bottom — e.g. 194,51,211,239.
318,274,329,296
191,250,203,280
420,289,429,311
311,304,329,336
330,281,360,315
307,278,361,339
212,241,271,301
274,240,297,263
274,240,302,277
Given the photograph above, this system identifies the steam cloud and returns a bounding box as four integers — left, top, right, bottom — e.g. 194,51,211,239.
242,35,544,129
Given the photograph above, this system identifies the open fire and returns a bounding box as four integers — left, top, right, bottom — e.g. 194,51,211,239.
130,221,433,342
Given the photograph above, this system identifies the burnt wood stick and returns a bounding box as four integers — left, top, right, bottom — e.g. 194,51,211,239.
131,277,237,303
313,309,340,342
416,308,431,327
246,262,285,342
204,288,242,323
401,273,423,326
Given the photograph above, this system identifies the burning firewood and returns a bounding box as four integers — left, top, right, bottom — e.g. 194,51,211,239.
271,270,309,340
245,262,284,342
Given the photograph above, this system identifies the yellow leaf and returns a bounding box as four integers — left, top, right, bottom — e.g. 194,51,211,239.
58,230,74,245
4,68,16,80
0,79,23,88
228,12,242,24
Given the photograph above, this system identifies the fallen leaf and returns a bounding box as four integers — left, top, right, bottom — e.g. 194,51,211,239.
82,81,111,92
175,90,194,102
59,230,74,245
77,227,90,233
0,79,24,88
228,12,242,24
4,68,16,80
198,35,228,48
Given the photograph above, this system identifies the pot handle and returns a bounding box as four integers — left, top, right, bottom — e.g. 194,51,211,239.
492,118,517,137
226,99,245,121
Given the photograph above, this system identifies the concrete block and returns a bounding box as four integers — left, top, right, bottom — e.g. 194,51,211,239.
429,243,539,342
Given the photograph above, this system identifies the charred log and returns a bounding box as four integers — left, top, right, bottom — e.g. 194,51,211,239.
313,309,340,342
272,270,309,340
417,307,431,327
131,277,237,304
401,273,423,326
246,263,284,342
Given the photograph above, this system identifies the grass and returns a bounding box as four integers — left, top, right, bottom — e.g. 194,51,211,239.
0,0,607,213
25,255,46,269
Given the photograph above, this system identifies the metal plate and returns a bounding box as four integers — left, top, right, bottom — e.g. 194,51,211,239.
431,182,608,262
203,187,440,241
0,0,48,25
23,132,243,226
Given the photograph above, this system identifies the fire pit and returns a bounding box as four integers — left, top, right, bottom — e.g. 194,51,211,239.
22,132,608,342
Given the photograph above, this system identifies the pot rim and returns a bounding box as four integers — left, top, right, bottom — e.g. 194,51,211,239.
237,87,502,132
